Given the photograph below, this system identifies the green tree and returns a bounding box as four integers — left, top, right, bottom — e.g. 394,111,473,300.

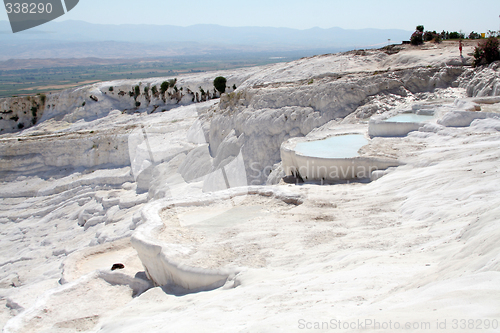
448,31,465,40
469,31,481,40
416,25,424,33
213,76,227,94
161,81,169,94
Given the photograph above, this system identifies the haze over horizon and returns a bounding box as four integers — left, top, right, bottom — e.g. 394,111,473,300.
1,0,500,33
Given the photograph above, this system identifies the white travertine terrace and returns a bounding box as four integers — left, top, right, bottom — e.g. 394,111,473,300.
1,42,500,332
281,133,399,181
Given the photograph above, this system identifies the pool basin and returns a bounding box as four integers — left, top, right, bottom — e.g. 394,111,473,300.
281,134,399,181
369,112,435,137
294,135,369,159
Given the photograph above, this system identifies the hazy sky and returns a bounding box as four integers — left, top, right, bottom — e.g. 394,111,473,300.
1,0,500,33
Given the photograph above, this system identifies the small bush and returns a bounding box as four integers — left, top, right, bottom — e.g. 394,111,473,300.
17,123,24,129
135,101,141,107
151,86,158,95
168,78,177,88
109,86,114,92
144,86,149,95
213,76,227,94
432,34,442,44
411,31,423,45
160,81,169,94
469,31,481,40
233,84,237,90
40,94,46,105
416,25,424,33
448,31,465,40
473,37,500,67
134,85,140,98
487,30,499,38
423,31,439,42
421,30,441,43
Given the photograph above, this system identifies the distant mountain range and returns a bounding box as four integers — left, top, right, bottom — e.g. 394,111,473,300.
0,20,412,60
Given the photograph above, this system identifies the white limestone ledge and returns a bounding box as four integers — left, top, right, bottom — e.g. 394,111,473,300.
130,186,303,290
438,110,500,127
370,97,500,136
281,132,399,182
368,117,429,137
368,107,437,138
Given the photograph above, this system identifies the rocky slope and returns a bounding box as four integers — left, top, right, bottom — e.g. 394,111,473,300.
2,43,499,185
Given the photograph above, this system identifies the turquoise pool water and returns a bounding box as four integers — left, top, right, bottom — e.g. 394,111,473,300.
385,114,434,123
294,135,368,159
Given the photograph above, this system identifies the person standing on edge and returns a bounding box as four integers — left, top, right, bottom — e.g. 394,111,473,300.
459,39,463,57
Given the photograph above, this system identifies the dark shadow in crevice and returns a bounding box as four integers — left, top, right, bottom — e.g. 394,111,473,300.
134,271,150,281
282,174,304,184
160,279,227,297
282,175,372,186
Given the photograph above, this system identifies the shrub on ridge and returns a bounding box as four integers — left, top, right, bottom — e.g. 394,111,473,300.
411,31,423,45
213,76,227,94
473,37,500,67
